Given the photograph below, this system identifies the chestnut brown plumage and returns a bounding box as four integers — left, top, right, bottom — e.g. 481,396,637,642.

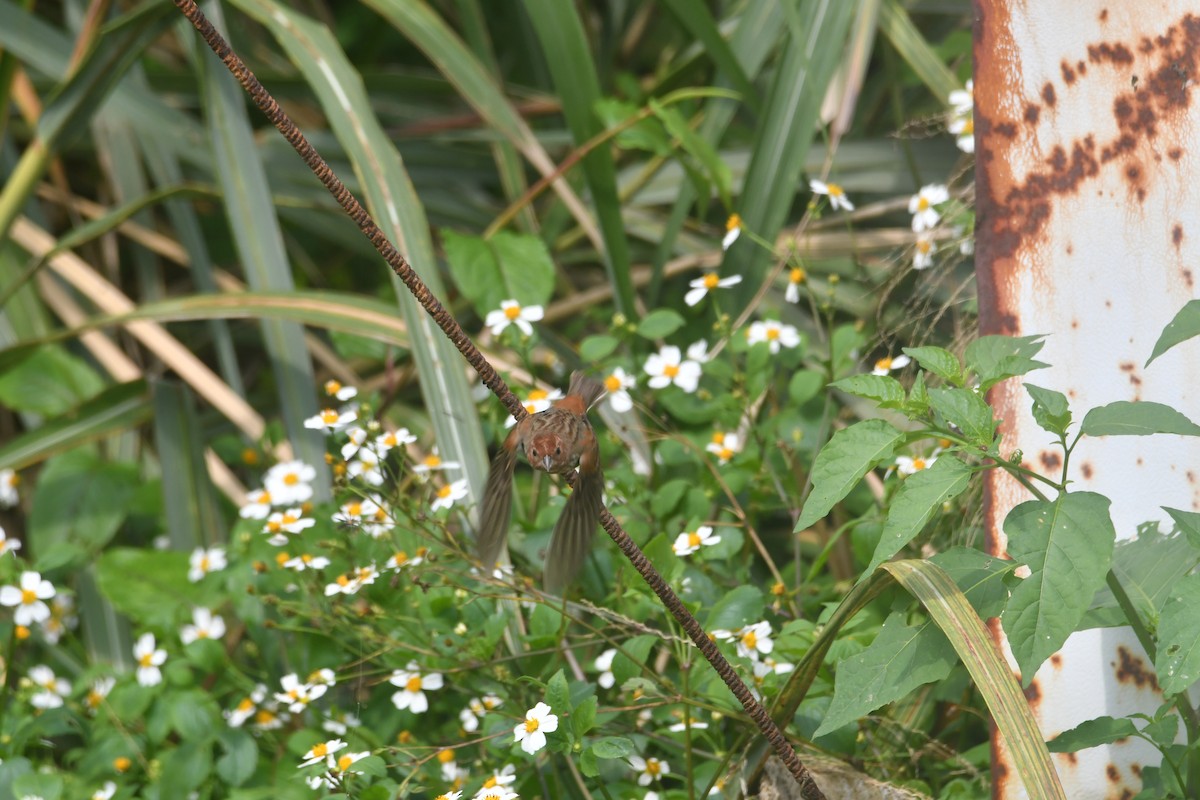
476,371,605,591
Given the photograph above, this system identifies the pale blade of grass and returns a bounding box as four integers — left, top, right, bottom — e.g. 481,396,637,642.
363,0,601,250
878,0,959,104
232,0,489,497
521,0,636,317
882,559,1067,800
152,381,227,551
192,1,325,486
725,0,856,303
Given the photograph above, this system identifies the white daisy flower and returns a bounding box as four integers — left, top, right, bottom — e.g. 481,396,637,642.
672,525,722,556
685,272,743,307
133,633,167,686
323,380,358,402
28,664,70,709
602,368,635,412
914,233,936,270
283,552,331,572
746,320,801,353
810,179,854,211
595,648,617,689
276,673,327,713
432,479,469,512
374,427,417,457
263,508,314,546
895,454,937,475
705,432,740,465
504,388,564,428
722,214,742,250
181,607,226,644
298,738,346,768
390,662,443,713
0,571,54,626
949,113,974,153
264,461,316,505
785,266,806,303
413,447,462,475
0,469,18,508
486,299,544,337
629,755,670,786
644,346,702,393
188,547,227,582
238,488,274,520
513,701,559,754
304,408,357,433
909,184,950,232
348,448,386,486
0,525,21,558
948,80,973,114
871,354,911,375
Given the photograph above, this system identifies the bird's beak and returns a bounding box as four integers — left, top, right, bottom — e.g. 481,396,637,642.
542,454,553,472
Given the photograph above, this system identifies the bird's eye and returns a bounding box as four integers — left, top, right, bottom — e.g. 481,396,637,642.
554,446,561,456
530,448,539,458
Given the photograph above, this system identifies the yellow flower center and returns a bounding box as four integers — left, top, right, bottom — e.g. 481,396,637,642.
961,116,974,134
20,588,36,605
423,454,442,468
688,532,701,548
646,758,662,776
437,749,455,764
196,630,209,640
719,447,734,461
765,327,780,340
437,485,453,499
504,304,522,320
524,717,540,733
789,267,806,284
337,754,355,771
726,213,741,232
138,653,154,668
275,552,290,566
337,574,352,587
356,567,373,581
524,403,538,414
114,756,132,772
374,508,389,522
711,432,725,445
393,551,408,565
347,502,362,515
312,742,330,758
604,375,621,391
15,625,29,640
320,409,339,424
917,239,932,254
301,554,314,564
771,582,785,596
826,182,845,198
917,197,931,211
876,357,893,371
237,697,255,712
483,777,498,789
255,710,277,725
283,512,299,524
528,389,549,401
703,273,720,289
325,380,342,395
88,690,104,708
912,458,927,471
266,521,281,533
283,473,299,486
742,630,758,649
663,364,680,378
241,448,259,465
405,676,423,692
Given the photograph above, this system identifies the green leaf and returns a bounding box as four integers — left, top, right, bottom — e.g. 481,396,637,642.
795,420,905,531
1085,523,1198,630
928,388,995,445
0,345,104,415
1002,493,1116,685
1046,716,1138,753
442,230,556,319
816,612,957,736
94,548,202,628
1155,573,1200,695
545,669,570,715
789,370,825,405
216,729,258,787
830,375,905,408
650,479,691,519
649,99,732,207
704,585,765,632
168,689,221,741
571,695,598,739
11,772,63,800
579,335,619,362
1080,401,1200,437
613,635,658,688
963,335,1048,391
1146,298,1200,366
636,309,686,339
929,547,1018,619
28,450,139,561
864,457,973,576
902,345,963,386
1163,506,1200,550
1025,384,1072,437
591,736,635,759
159,740,212,797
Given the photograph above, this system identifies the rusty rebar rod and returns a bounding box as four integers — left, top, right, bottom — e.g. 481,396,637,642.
170,2,825,796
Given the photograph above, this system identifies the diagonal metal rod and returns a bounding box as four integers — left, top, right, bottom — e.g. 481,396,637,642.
170,2,825,796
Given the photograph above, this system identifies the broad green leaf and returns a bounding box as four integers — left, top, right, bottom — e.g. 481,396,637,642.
94,548,204,629
928,387,995,446
1163,506,1200,550
579,335,619,362
159,740,212,797
789,370,824,405
28,451,139,561
795,419,905,531
1025,384,1072,437
613,634,658,688
1155,573,1200,695
885,560,1067,800
545,670,571,715
964,335,1048,391
636,309,686,339
11,772,62,800
591,736,635,759
906,372,930,414
864,457,973,576
902,345,963,386
571,695,598,739
830,374,905,408
1141,715,1179,748
1046,716,1138,753
168,689,221,741
1086,523,1199,629
1080,401,1200,437
816,612,957,736
704,585,765,632
929,547,1018,619
595,97,671,154
0,345,104,416
442,230,555,319
650,479,691,519
1146,298,1200,366
1002,493,1116,685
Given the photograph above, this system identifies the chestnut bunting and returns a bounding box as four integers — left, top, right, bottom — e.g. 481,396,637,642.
477,371,605,591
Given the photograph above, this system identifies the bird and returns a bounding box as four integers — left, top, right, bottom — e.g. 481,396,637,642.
476,371,605,592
